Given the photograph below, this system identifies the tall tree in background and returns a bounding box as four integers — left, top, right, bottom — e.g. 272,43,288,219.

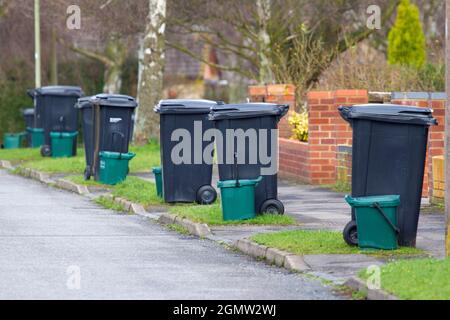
134,0,166,143
388,0,426,68
256,0,273,84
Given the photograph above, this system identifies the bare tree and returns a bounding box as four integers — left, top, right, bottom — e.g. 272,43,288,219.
167,0,399,90
134,0,166,143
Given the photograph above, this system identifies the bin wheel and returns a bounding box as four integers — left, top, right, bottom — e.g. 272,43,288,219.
40,145,51,157
343,221,358,246
261,199,285,215
196,185,217,205
84,167,91,181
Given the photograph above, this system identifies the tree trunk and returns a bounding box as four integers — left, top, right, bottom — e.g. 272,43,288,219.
256,0,273,84
102,35,127,93
445,0,450,257
103,65,122,94
134,0,166,144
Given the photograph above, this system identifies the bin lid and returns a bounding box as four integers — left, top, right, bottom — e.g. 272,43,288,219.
217,176,263,189
209,103,289,121
99,151,136,160
34,86,83,97
77,94,138,109
345,195,400,208
339,104,437,126
22,108,35,116
50,131,79,138
155,99,222,114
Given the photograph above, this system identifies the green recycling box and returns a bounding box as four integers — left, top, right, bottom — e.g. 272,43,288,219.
3,132,26,149
99,151,135,185
218,177,262,221
345,195,400,250
50,131,78,158
152,167,163,198
27,127,44,148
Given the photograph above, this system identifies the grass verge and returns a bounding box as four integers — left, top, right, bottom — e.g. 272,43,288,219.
112,176,164,207
0,148,42,163
129,141,160,173
65,175,112,188
359,258,450,300
20,148,86,174
169,203,297,226
251,230,423,257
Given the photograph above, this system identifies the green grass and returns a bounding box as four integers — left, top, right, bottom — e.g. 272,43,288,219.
0,148,42,162
65,175,112,188
166,224,190,235
20,148,86,173
359,258,450,300
169,203,297,226
6,141,160,175
95,196,126,212
129,141,160,173
329,180,352,194
112,176,164,207
251,230,423,257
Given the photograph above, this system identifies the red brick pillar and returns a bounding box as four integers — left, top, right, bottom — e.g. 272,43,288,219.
248,84,296,139
307,90,368,185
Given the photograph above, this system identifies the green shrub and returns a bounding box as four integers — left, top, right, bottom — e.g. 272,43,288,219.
388,0,426,69
0,60,34,145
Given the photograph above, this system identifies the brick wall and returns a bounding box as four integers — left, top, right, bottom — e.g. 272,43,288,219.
278,138,310,182
248,86,444,199
306,90,368,184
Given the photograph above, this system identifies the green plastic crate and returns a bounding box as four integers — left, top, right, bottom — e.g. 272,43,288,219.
152,167,163,198
218,177,262,221
27,127,44,148
99,151,136,185
345,195,400,250
50,131,78,158
3,132,26,149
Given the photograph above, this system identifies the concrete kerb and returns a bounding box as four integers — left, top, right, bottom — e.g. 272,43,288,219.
0,160,13,170
233,238,312,273
158,213,213,238
56,178,90,195
344,277,399,300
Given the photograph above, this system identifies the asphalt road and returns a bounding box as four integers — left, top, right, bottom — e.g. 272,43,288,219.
0,170,339,300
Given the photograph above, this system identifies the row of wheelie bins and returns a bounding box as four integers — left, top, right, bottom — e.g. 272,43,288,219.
155,99,289,215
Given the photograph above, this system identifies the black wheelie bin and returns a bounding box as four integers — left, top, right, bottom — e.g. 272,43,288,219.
28,86,83,157
22,108,35,147
209,103,289,214
77,94,138,181
155,99,223,205
339,104,437,247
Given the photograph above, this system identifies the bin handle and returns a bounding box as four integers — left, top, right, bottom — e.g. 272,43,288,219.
234,152,240,188
59,115,66,132
112,131,125,159
372,202,400,235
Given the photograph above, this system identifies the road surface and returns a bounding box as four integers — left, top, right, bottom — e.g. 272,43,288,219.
0,170,339,300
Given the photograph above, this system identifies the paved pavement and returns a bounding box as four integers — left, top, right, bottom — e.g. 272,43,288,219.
0,170,340,300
